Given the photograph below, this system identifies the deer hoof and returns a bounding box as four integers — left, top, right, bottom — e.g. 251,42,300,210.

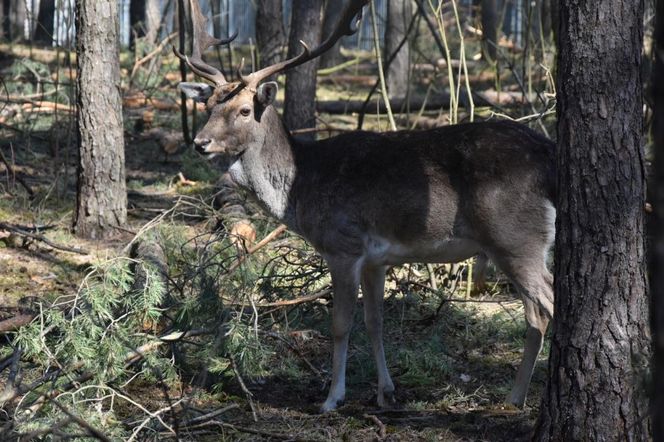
377,389,396,408
320,398,343,413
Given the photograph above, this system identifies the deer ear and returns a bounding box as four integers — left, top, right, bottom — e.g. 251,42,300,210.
178,82,214,102
256,82,278,106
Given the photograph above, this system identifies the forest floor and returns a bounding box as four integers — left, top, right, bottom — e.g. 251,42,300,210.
0,42,553,440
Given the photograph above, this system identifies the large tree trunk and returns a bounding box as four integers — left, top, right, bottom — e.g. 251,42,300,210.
74,0,127,239
384,0,411,99
283,0,323,140
480,0,497,61
651,0,664,439
533,1,650,440
255,0,286,72
319,0,343,69
33,0,55,44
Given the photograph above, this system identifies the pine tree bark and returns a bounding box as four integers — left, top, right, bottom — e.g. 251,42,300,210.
255,0,285,71
74,0,127,239
651,0,664,439
533,1,650,440
283,0,323,140
384,0,411,99
319,0,343,69
33,0,55,44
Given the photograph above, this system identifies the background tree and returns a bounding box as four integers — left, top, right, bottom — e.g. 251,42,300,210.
255,0,286,71
534,0,650,440
283,0,323,140
33,0,55,45
319,0,343,69
74,0,127,239
384,0,411,98
651,0,664,439
129,0,161,48
480,0,497,61
3,0,26,42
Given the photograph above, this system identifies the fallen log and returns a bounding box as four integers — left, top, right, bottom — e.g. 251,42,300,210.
313,90,526,115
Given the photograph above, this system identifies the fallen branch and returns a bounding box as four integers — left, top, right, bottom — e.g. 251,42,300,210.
222,224,287,278
180,420,295,440
50,400,112,442
0,222,89,255
230,287,332,309
180,403,240,427
130,32,178,80
0,149,35,197
364,414,387,440
0,313,36,333
20,101,75,113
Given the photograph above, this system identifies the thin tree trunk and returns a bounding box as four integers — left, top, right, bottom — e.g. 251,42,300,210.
384,0,411,99
0,0,5,41
177,0,192,145
74,0,127,239
480,0,497,61
540,0,552,41
651,0,664,439
8,0,26,41
319,0,343,69
533,0,650,440
283,0,323,140
255,0,285,71
33,0,55,44
145,0,160,44
129,0,146,48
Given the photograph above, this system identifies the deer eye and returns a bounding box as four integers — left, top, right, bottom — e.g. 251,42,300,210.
239,107,251,117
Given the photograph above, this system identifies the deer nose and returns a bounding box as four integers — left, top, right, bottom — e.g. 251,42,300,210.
193,138,211,154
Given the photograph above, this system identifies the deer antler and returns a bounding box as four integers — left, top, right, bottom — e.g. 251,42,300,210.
173,0,237,86
240,0,370,89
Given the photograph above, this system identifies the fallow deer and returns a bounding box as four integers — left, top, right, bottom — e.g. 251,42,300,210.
175,0,555,412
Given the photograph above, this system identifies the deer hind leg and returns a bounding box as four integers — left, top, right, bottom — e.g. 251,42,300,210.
491,253,553,407
509,294,550,407
321,256,362,413
472,253,490,294
361,264,395,408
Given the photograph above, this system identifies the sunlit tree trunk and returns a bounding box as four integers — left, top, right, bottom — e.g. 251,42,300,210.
384,0,411,98
533,0,650,439
74,0,127,239
6,0,26,41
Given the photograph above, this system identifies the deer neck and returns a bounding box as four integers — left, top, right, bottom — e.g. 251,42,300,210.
228,106,298,225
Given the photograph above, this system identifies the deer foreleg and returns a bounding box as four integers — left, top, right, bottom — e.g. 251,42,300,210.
321,256,362,412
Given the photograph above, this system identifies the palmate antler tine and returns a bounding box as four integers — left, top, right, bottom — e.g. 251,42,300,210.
242,0,370,87
176,0,237,86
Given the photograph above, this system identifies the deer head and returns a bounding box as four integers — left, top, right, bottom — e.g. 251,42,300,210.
177,0,369,161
